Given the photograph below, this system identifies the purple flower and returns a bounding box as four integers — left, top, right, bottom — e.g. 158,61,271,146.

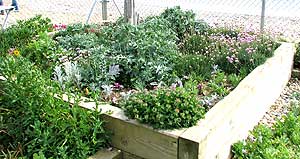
197,84,202,91
245,47,254,54
113,82,123,90
226,56,234,63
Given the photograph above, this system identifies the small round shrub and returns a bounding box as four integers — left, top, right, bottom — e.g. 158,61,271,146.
121,88,205,129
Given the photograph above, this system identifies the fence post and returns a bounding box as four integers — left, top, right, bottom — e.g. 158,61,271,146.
260,0,266,33
124,0,137,25
102,0,109,20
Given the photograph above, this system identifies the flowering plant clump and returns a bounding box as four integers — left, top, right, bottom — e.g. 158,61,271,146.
232,104,300,159
8,48,20,57
53,23,67,31
0,15,52,55
121,87,205,129
182,27,278,75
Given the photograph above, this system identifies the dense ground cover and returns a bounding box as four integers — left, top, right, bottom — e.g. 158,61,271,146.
0,6,280,158
232,101,300,159
0,18,110,159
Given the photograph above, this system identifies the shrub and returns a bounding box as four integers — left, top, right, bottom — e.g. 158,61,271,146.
56,33,99,51
121,85,205,129
0,15,52,55
22,32,61,69
232,105,300,159
159,6,209,42
0,56,110,158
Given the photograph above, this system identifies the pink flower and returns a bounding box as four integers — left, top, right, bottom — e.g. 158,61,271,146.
226,56,234,63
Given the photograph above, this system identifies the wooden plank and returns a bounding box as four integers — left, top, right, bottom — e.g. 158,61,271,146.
122,151,144,159
57,94,186,159
88,149,122,159
178,43,296,159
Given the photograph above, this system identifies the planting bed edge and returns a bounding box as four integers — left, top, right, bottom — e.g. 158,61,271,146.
56,43,296,159
178,42,296,159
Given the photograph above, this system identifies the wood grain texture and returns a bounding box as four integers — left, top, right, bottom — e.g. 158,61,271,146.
122,151,144,159
88,149,122,159
178,43,296,159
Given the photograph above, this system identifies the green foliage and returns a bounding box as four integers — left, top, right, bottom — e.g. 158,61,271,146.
0,56,110,159
159,6,209,42
174,54,213,78
56,33,99,51
22,32,61,69
0,15,52,55
121,86,205,129
294,43,300,68
54,23,101,38
55,17,179,90
232,106,300,159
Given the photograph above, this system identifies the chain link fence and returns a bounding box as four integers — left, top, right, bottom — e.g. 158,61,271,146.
1,0,299,40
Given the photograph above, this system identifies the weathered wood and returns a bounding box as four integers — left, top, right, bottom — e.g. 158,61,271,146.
178,43,296,159
122,151,144,159
88,149,122,159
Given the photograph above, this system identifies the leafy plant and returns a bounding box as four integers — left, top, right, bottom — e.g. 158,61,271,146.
121,86,205,129
174,54,213,78
0,15,52,55
53,23,101,38
55,17,179,91
294,43,300,68
22,32,61,69
159,6,208,42
232,105,300,159
0,56,110,158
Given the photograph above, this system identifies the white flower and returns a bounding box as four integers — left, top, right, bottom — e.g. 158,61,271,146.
102,85,113,97
108,65,121,76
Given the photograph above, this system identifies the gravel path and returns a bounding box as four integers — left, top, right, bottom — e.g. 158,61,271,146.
259,77,300,127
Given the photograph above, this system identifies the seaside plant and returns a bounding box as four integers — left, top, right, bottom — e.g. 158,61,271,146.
55,17,178,91
181,27,278,76
121,79,205,129
0,56,110,158
0,15,52,55
232,104,300,159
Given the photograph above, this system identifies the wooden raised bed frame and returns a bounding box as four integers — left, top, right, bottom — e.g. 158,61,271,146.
60,43,296,159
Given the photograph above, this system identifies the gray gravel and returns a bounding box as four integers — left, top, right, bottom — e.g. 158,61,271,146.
259,78,300,127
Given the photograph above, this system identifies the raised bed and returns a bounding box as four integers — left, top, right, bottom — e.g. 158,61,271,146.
59,43,296,159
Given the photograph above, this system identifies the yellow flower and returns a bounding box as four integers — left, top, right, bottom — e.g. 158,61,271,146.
84,87,89,96
13,50,20,56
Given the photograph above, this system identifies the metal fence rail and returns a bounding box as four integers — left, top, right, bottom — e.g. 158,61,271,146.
0,0,299,40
